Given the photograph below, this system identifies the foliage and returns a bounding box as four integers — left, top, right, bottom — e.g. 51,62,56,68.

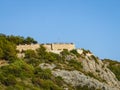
75,85,101,90
32,67,63,89
24,36,37,44
25,49,37,59
34,67,52,80
60,49,70,56
36,45,47,59
81,48,91,55
68,59,83,71
0,33,37,45
25,58,40,67
0,59,64,89
0,33,118,89
36,45,62,63
2,75,17,86
0,60,34,78
70,49,80,57
103,59,120,81
0,34,66,89
32,78,62,90
0,35,17,61
44,52,62,63
54,76,65,86
91,55,99,64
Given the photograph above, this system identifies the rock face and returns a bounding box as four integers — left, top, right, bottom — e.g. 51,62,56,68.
39,49,120,90
52,70,119,90
80,53,120,88
39,63,56,70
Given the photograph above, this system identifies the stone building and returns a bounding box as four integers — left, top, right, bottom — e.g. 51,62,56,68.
17,43,75,53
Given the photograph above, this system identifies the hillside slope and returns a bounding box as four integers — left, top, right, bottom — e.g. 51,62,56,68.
0,34,120,90
39,49,120,90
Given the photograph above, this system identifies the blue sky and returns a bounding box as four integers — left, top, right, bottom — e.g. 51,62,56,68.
0,0,120,61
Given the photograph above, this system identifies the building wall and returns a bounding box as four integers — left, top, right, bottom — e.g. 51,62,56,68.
17,44,40,52
17,43,75,52
41,44,52,51
51,43,75,51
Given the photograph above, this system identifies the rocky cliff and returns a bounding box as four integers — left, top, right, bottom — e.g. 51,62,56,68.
40,49,120,90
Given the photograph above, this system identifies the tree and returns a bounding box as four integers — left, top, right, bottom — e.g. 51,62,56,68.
25,37,37,44
25,49,37,59
36,45,47,59
0,48,3,59
0,36,17,61
60,49,70,56
70,49,80,57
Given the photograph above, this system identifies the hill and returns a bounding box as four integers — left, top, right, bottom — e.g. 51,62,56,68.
0,34,120,90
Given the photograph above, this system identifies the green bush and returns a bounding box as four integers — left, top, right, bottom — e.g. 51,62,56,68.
75,85,97,90
0,36,17,61
4,75,17,86
32,78,62,90
91,55,99,64
34,67,52,80
68,59,83,71
36,45,47,59
70,49,80,57
54,76,65,87
25,49,37,59
6,34,37,45
60,49,70,57
25,58,40,67
1,60,34,78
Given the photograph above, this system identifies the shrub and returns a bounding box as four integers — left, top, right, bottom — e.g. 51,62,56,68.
60,49,70,57
54,76,65,87
4,75,17,86
0,36,17,61
34,67,52,80
75,85,97,90
68,59,83,71
25,49,37,59
32,78,62,90
25,58,40,67
36,45,47,59
70,49,80,57
1,60,34,78
91,55,99,64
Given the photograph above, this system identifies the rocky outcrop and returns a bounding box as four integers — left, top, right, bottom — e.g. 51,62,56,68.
39,49,120,90
52,70,119,90
40,62,120,90
79,51,120,89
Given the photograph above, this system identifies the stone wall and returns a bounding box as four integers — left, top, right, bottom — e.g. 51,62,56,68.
41,44,52,51
17,43,75,52
17,44,40,52
51,43,75,51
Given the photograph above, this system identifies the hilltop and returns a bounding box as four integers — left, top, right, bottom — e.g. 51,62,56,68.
0,34,120,90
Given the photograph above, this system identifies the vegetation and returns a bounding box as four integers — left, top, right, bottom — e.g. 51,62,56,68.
91,55,99,64
0,33,37,45
81,48,91,55
75,85,101,90
70,49,80,57
68,59,83,71
0,34,64,89
0,34,71,89
0,34,17,62
103,59,120,81
0,33,119,89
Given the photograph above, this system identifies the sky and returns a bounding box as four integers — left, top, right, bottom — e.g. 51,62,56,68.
0,0,120,61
